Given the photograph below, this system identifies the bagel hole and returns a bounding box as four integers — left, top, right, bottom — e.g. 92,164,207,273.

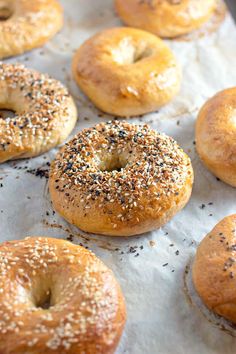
102,161,124,172
112,38,153,65
0,5,13,21
98,154,128,172
35,289,52,310
133,47,153,63
0,108,16,119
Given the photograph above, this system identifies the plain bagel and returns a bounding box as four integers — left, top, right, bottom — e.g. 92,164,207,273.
49,120,193,236
115,0,217,38
0,63,77,163
0,0,63,59
0,236,126,354
196,88,236,187
72,27,181,117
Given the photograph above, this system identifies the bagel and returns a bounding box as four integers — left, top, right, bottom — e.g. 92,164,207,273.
72,27,181,117
192,215,236,324
115,0,217,38
196,88,236,187
0,237,126,354
0,0,63,59
49,120,194,236
0,63,77,163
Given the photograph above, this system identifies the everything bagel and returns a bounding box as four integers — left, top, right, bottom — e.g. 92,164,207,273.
49,121,193,236
0,63,77,163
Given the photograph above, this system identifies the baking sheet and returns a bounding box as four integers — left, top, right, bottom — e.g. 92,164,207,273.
1,1,236,353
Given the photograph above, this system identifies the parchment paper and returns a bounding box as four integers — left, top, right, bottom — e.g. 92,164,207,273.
0,1,236,353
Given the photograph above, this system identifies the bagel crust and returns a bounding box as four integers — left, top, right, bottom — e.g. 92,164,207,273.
0,0,63,59
192,215,236,324
0,237,126,354
49,121,193,236
115,0,216,38
72,27,181,117
0,63,77,163
196,88,236,187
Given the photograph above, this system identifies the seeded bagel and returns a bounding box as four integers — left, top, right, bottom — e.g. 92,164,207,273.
0,63,77,163
193,215,236,324
0,237,126,353
49,121,193,236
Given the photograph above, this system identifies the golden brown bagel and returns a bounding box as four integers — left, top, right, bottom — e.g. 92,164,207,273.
0,0,63,59
72,27,181,117
0,63,77,163
0,237,126,354
115,0,217,38
49,120,194,236
196,88,236,187
192,215,236,324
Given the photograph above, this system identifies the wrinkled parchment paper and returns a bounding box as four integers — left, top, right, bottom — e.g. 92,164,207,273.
1,1,236,353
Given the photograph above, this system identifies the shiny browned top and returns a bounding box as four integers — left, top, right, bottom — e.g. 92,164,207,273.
196,88,236,187
72,27,181,116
